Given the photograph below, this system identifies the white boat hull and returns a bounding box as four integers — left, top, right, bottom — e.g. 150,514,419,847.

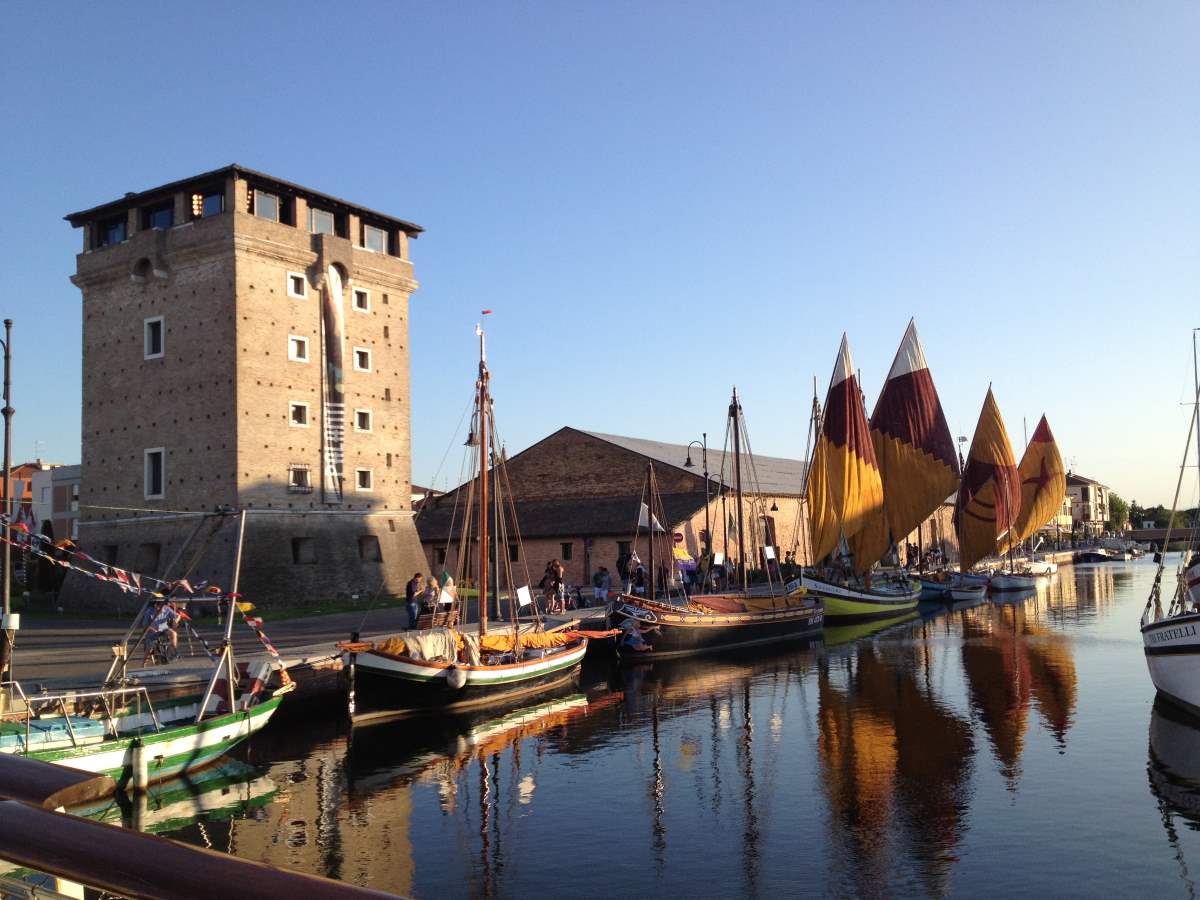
991,573,1038,592
1143,613,1200,714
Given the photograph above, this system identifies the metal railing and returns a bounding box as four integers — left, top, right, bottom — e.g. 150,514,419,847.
2,681,162,752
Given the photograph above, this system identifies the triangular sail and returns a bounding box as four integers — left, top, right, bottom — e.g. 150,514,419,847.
850,319,961,568
956,388,1021,571
806,335,884,575
999,415,1066,554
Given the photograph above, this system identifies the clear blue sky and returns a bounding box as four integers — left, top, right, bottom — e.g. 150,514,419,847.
2,2,1197,508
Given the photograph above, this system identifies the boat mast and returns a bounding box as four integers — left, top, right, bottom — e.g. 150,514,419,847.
731,388,747,591
1193,329,1200,542
477,324,489,637
646,463,656,602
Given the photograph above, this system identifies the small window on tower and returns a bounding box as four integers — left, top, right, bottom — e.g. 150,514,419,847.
356,468,373,491
288,465,312,493
288,335,309,362
352,289,370,312
353,348,372,372
144,316,164,359
144,448,165,499
362,224,387,253
358,535,382,561
252,189,280,222
96,215,127,248
354,409,373,433
287,272,307,299
309,208,336,235
291,537,317,564
192,188,224,219
289,402,310,427
142,202,173,230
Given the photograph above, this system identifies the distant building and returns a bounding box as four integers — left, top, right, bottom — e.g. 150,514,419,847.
7,461,54,524
31,464,81,541
64,165,427,604
416,427,959,587
1066,473,1111,536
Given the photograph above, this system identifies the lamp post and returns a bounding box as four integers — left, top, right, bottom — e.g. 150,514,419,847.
0,320,13,692
684,434,710,589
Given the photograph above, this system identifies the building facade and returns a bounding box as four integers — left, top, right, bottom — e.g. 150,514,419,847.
64,166,427,604
417,427,960,590
31,464,80,541
1066,473,1110,536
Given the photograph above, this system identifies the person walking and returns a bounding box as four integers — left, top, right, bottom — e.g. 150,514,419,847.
593,566,612,606
545,559,567,614
616,550,632,594
405,572,424,630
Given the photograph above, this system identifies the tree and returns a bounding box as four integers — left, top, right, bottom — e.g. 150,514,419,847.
1107,493,1129,531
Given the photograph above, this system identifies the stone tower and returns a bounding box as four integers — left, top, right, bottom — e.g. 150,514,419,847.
65,165,427,605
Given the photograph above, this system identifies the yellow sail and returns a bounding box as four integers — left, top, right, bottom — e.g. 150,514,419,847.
999,415,1066,554
956,388,1021,571
850,320,961,568
808,336,884,575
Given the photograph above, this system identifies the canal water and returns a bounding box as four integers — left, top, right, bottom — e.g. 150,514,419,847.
101,559,1200,897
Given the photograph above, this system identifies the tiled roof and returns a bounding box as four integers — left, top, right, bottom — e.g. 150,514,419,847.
1066,473,1108,488
416,492,709,543
580,430,808,497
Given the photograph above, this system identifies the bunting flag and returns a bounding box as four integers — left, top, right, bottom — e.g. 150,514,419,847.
955,388,1021,571
999,415,1066,554
849,319,961,568
807,335,884,575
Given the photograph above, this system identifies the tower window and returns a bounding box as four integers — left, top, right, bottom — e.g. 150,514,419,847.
358,535,382,561
144,316,164,359
143,202,173,230
192,188,224,219
352,289,370,312
309,208,336,235
355,468,373,491
144,448,165,499
353,348,372,372
362,224,387,253
354,409,373,433
288,335,309,362
291,537,317,564
287,272,307,299
289,402,310,427
561,542,573,561
96,215,127,248
252,189,280,222
288,465,312,493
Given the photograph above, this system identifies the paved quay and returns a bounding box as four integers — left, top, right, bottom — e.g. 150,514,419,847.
11,603,610,692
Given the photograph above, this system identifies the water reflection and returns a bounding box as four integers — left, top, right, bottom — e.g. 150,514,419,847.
1149,698,1200,897
959,594,1078,783
129,567,1146,898
818,629,974,896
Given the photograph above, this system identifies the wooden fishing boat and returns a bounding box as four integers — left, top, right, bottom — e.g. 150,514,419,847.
341,323,599,721
1142,337,1200,715
802,324,958,623
955,387,1022,605
608,392,823,658
990,572,1037,592
0,510,291,792
949,582,988,602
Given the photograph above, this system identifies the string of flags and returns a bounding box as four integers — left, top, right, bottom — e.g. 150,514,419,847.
0,514,291,681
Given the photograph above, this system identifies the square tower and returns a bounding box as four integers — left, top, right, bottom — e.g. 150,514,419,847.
65,165,427,604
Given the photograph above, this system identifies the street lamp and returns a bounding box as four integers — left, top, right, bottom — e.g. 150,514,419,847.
684,434,711,581
0,320,13,692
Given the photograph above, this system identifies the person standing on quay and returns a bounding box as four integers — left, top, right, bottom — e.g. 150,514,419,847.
617,549,632,593
405,572,424,630
593,566,611,606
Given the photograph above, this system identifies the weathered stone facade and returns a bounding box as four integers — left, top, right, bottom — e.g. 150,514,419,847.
65,166,427,605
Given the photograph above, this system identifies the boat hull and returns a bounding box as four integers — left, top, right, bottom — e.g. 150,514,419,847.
949,585,987,601
1143,613,1200,715
1075,549,1115,564
16,695,283,790
801,575,920,623
991,573,1037,592
607,595,822,660
350,639,588,719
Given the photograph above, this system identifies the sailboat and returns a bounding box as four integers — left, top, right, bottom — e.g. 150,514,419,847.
606,390,824,659
991,416,1067,591
1141,337,1200,714
801,329,943,622
340,324,595,720
0,510,291,791
955,388,1021,598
